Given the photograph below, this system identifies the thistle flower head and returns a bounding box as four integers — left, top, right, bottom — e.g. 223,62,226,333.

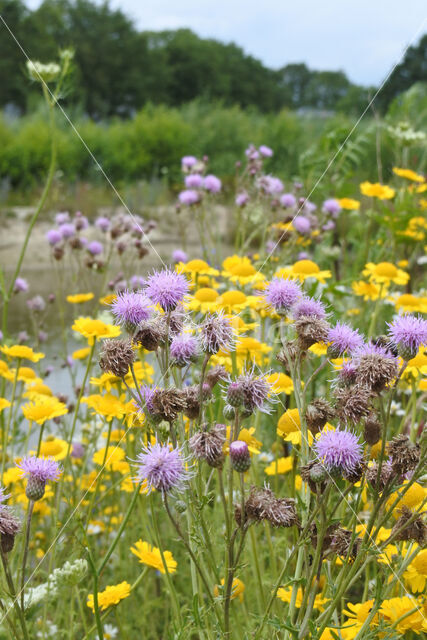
232,369,273,414
387,314,427,360
352,342,399,392
99,339,135,378
263,277,301,313
200,312,235,354
327,323,364,357
314,428,363,475
145,268,189,311
292,297,327,320
189,424,226,468
18,456,62,501
238,485,299,528
111,290,152,328
135,443,191,493
170,333,200,367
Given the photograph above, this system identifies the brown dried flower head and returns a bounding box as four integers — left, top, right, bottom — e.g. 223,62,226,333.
334,384,372,425
363,414,382,446
295,316,330,350
305,398,335,434
150,388,187,422
237,485,300,528
189,424,227,468
388,435,420,476
391,506,427,547
99,339,135,378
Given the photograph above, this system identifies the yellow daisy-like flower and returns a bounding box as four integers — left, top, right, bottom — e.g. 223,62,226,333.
177,258,218,277
223,257,265,286
23,381,53,400
337,197,360,210
277,408,313,446
99,293,116,305
342,600,377,637
87,581,131,612
235,336,271,366
216,290,249,312
72,347,92,360
66,292,94,304
72,317,120,345
264,456,293,475
22,397,68,425
82,393,126,422
214,578,245,602
309,342,328,356
224,427,262,455
0,398,11,413
404,549,427,593
379,596,425,635
360,181,395,199
362,262,409,286
266,372,294,394
393,167,425,183
0,360,13,381
37,436,69,461
277,587,329,611
352,280,387,301
0,345,45,363
92,446,127,472
14,367,37,383
187,287,219,313
403,349,427,377
276,260,332,283
388,481,426,514
130,540,177,574
394,293,427,314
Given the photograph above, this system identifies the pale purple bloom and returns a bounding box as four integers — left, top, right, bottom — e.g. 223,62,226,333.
266,240,276,254
264,277,302,312
87,241,103,256
261,176,283,195
74,212,89,230
129,275,145,290
145,268,189,311
298,251,310,260
230,440,251,471
259,145,273,157
172,249,188,264
178,189,200,205
135,443,190,493
322,221,336,231
55,212,69,225
95,216,111,232
336,360,358,386
59,222,75,238
46,229,62,245
303,200,317,213
327,323,364,356
233,369,273,413
71,442,85,459
292,297,327,320
27,295,46,312
18,331,29,343
170,333,200,366
387,315,427,356
280,193,296,208
235,192,249,207
315,428,363,474
135,384,158,415
245,145,259,160
38,330,48,343
18,456,61,483
14,277,29,293
111,290,152,326
203,175,222,193
200,312,235,354
185,174,203,189
292,216,311,234
181,156,197,169
322,198,342,217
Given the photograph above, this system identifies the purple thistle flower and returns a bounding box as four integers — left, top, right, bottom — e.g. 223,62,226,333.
387,314,427,360
55,212,70,225
178,189,200,206
185,174,203,189
292,297,327,320
263,277,302,314
170,333,200,366
46,229,62,246
111,290,152,328
172,249,188,264
235,192,249,207
322,221,335,231
280,193,296,208
260,175,283,195
18,456,61,501
292,216,311,234
135,384,158,415
314,428,363,474
200,312,235,354
95,216,111,232
335,360,358,386
203,175,222,193
74,212,89,231
322,198,341,217
298,251,310,260
145,268,189,312
14,277,29,293
129,275,145,290
302,199,317,213
245,144,259,159
135,442,190,493
58,222,75,239
230,441,251,472
233,369,273,414
181,155,197,169
87,241,103,256
259,144,273,157
327,322,364,357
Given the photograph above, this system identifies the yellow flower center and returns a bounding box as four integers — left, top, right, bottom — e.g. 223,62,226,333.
292,260,319,275
375,262,397,278
413,551,427,575
195,288,218,302
186,259,210,272
221,290,247,306
40,439,65,457
230,263,256,277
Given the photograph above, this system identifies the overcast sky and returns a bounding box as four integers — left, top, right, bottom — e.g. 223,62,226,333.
26,0,427,85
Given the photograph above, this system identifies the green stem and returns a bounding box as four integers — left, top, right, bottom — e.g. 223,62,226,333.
20,500,35,612
0,546,30,640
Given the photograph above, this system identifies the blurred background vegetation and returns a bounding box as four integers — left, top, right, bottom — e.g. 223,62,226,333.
0,0,426,200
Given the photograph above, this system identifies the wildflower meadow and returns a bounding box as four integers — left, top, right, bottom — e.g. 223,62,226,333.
0,48,426,640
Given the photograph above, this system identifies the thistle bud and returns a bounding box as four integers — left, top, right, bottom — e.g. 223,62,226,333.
26,475,46,501
226,381,245,408
230,441,251,473
223,404,236,420
363,414,381,446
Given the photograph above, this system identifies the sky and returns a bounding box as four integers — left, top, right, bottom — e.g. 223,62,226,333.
26,0,427,86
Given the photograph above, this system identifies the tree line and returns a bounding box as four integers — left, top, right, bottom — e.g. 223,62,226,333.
0,0,425,119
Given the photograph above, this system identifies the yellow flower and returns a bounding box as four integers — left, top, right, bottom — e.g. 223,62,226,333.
277,587,329,611
66,292,94,304
82,393,126,421
362,262,409,285
404,549,427,593
379,596,425,635
0,398,11,413
0,360,13,381
223,257,265,285
277,409,313,446
352,280,387,301
187,287,219,313
23,381,53,400
22,397,68,425
342,600,377,637
388,481,426,513
99,293,116,305
403,349,427,377
224,427,262,455
337,198,360,210
130,540,177,574
393,167,425,183
72,347,91,360
15,367,37,383
266,372,294,394
87,581,131,612
395,293,427,314
309,343,328,356
214,578,245,602
37,436,69,461
217,290,249,312
276,260,331,283
0,345,44,363
177,258,218,277
360,181,395,199
92,446,126,472
72,317,120,345
264,456,293,475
